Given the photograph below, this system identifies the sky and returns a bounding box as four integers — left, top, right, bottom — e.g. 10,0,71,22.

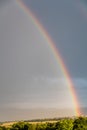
0,0,87,121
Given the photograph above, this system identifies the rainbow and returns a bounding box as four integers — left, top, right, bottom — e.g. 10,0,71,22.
16,0,81,116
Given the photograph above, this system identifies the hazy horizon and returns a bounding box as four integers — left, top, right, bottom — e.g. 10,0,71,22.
0,107,87,122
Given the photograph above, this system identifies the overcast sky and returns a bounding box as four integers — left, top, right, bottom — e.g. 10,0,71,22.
0,0,87,121
23,0,87,107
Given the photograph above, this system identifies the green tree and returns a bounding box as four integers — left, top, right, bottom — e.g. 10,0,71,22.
73,117,87,130
46,122,55,130
0,126,7,130
36,123,47,130
11,122,32,130
55,119,73,130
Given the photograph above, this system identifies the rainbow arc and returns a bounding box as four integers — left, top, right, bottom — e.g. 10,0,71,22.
16,0,81,116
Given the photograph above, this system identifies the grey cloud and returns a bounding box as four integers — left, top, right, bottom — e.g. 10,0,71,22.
0,1,73,110
0,0,11,6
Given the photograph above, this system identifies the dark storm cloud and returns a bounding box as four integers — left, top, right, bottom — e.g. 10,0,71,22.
23,0,87,77
0,0,6,4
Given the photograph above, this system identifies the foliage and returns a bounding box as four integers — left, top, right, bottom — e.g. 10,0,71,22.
0,126,9,130
10,122,32,130
73,117,87,130
0,117,87,130
36,123,47,130
55,119,73,130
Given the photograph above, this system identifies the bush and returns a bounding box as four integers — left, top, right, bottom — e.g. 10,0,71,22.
10,122,32,130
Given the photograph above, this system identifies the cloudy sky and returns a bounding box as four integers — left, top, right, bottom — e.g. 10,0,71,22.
0,0,87,121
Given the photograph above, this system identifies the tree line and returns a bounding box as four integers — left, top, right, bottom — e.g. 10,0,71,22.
0,116,87,130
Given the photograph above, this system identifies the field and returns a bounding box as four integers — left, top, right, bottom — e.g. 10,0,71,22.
0,117,87,129
1,120,58,128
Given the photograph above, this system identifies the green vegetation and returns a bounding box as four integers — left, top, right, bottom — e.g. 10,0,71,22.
0,117,87,130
